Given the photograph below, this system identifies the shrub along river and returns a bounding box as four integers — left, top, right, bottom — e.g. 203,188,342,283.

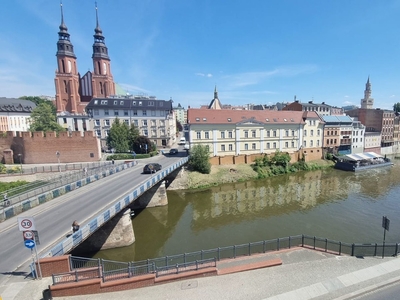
90,159,400,262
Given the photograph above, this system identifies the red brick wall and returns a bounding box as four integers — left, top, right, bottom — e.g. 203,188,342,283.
38,256,71,277
0,131,101,164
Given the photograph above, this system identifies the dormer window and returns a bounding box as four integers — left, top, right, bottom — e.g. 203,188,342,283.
227,118,232,122
139,101,142,106
114,101,118,105
94,100,98,105
203,118,207,121
284,118,287,122
273,118,277,122
132,101,136,106
120,101,124,105
196,118,200,122
266,118,269,122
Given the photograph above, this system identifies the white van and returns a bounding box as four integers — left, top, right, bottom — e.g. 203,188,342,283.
178,137,186,145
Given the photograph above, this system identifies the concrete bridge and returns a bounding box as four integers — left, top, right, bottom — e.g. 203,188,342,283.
45,156,189,258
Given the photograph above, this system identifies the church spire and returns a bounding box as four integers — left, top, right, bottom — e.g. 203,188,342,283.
56,0,76,58
214,85,218,99
92,2,109,60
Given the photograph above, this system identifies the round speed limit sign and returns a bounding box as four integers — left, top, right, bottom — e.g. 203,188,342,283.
23,230,34,240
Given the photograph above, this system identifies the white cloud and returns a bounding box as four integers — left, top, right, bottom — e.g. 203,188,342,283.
222,64,319,89
195,73,213,77
118,83,150,95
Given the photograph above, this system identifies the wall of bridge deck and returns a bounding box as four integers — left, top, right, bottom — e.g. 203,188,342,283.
42,157,189,258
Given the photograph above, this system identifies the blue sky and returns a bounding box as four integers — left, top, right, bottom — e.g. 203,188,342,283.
1,0,400,110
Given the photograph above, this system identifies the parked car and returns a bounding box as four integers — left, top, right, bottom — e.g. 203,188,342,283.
169,148,179,155
178,137,186,145
183,143,190,150
143,163,162,174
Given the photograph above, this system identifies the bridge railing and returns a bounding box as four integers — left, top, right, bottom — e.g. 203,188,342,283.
44,157,190,258
51,234,400,285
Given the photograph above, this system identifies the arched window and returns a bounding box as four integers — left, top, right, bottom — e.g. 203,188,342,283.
97,61,101,75
61,59,65,73
63,80,68,93
103,62,107,75
100,82,103,95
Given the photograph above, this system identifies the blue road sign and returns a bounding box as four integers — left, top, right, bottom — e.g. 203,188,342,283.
24,239,35,249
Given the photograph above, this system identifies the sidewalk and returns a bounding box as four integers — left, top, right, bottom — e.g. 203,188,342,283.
2,247,400,300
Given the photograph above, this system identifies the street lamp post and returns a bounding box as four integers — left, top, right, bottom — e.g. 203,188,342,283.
18,154,22,174
56,151,60,172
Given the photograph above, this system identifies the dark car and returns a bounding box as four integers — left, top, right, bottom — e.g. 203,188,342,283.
169,148,179,155
143,163,162,174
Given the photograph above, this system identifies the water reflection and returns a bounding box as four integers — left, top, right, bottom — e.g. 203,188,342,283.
91,161,400,262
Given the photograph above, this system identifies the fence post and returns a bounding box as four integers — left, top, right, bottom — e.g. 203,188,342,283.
74,269,78,282
277,238,280,251
128,262,131,278
325,239,328,252
234,245,236,258
176,264,179,274
196,260,199,270
263,240,266,253
248,243,251,256
351,244,355,256
374,244,377,257
302,235,304,247
339,242,342,255
313,236,316,249
289,236,291,249
184,253,186,263
217,247,220,261
201,250,204,260
166,256,168,266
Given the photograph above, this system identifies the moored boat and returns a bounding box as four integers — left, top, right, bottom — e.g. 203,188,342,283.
334,152,393,172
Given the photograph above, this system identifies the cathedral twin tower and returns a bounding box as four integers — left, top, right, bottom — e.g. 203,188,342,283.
54,3,115,114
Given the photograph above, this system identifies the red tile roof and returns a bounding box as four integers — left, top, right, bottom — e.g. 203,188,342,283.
187,109,308,125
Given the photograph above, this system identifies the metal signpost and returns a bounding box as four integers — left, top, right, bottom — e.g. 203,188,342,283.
382,215,390,258
18,217,42,279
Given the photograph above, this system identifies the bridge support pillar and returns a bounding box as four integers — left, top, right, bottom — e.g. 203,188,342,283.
134,180,168,208
77,209,135,253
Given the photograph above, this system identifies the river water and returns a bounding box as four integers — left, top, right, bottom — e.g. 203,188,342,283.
92,159,400,262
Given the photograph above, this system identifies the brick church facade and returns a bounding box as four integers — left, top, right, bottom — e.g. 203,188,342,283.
54,3,115,114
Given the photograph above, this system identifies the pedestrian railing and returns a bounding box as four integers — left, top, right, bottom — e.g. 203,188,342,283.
51,234,400,285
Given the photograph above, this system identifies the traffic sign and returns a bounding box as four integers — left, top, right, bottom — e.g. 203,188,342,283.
23,230,34,240
18,217,36,232
24,240,35,249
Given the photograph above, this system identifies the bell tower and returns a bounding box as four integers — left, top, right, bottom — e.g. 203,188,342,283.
91,3,115,98
360,76,374,109
54,2,80,113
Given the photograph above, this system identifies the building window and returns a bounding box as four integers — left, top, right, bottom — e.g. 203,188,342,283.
252,130,256,138
151,120,156,126
205,132,209,139
244,131,249,138
221,145,225,151
291,141,295,148
244,143,248,150
273,130,277,137
285,142,288,148
310,140,313,147
142,120,147,126
196,132,201,139
303,140,307,147
104,120,110,126
286,130,289,137
124,120,129,125
143,130,148,136
229,144,233,151
151,110,156,116
95,119,100,126
221,132,225,139
142,110,147,116
114,110,119,116
94,109,99,116
292,130,295,136
160,120,165,127
317,129,320,136
273,142,276,148
96,130,101,137
267,142,270,149
134,120,138,127
252,143,256,150
105,130,109,137
304,130,307,136
104,109,109,116
133,110,137,116
228,131,233,138
311,130,314,136
317,140,320,146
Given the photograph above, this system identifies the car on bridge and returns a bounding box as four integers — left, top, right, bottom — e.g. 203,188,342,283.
143,163,162,174
169,148,179,155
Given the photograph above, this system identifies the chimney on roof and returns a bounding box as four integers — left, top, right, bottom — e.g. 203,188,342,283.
322,102,325,104
309,101,313,104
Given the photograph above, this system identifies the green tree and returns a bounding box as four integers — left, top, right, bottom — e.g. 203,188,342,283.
394,102,400,114
107,118,129,153
176,119,183,132
133,136,152,154
29,102,65,133
128,123,140,151
20,96,57,115
188,144,211,174
270,150,291,168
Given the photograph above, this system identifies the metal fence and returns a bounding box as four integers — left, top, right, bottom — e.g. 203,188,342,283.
0,161,123,209
51,234,400,285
